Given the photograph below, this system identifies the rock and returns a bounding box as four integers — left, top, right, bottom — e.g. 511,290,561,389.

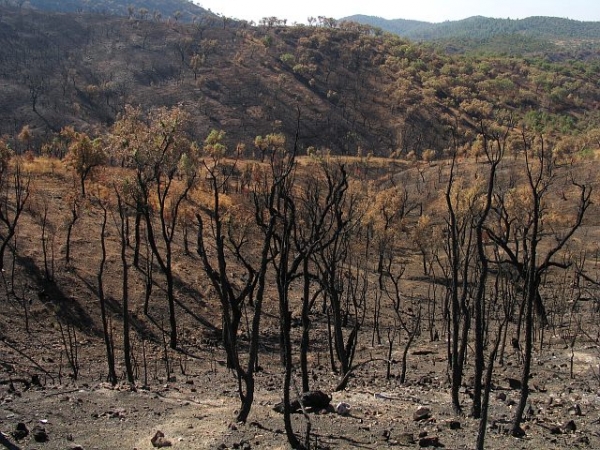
447,420,461,430
335,402,351,416
12,422,29,440
507,378,522,390
32,425,49,442
397,432,415,445
413,406,432,421
419,436,443,447
512,426,526,438
576,435,590,445
273,390,331,413
31,374,42,387
525,403,538,418
239,440,251,450
300,390,331,410
108,408,126,418
70,446,85,450
496,392,507,402
562,420,577,433
491,419,512,434
419,375,433,385
151,430,173,448
548,425,562,435
568,404,582,416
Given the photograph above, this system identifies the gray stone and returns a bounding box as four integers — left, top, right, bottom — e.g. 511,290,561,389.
413,406,432,421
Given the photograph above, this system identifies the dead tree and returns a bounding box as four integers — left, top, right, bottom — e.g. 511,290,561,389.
310,164,365,392
444,150,476,414
476,299,508,450
196,130,275,424
64,194,79,265
294,161,351,392
0,156,30,273
261,121,353,447
484,134,591,436
260,132,308,449
383,268,420,384
110,105,198,349
115,189,135,384
471,122,505,419
97,199,117,385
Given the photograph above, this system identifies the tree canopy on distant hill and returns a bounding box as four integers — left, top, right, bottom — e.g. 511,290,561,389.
342,15,600,55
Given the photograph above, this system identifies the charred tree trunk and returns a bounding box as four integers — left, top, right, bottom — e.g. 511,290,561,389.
116,191,135,384
98,204,117,385
65,196,79,265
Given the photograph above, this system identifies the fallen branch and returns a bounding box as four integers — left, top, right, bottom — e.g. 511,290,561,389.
335,358,391,392
0,378,31,390
0,339,54,382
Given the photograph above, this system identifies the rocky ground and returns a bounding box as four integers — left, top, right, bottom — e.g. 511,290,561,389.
1,335,599,450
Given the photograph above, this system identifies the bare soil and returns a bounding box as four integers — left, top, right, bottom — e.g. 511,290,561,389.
2,336,599,450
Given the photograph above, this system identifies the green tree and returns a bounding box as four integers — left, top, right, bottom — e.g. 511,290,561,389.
62,127,106,198
254,133,286,162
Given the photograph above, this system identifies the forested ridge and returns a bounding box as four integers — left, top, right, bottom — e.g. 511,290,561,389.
6,0,213,21
344,14,600,55
344,15,600,40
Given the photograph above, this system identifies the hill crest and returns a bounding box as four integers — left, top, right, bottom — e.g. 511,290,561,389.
12,0,214,21
341,14,600,51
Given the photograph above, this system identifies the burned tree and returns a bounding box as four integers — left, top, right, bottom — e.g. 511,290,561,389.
110,105,198,349
196,130,274,423
0,140,30,274
484,132,591,436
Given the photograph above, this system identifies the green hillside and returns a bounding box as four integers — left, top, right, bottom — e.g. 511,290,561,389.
342,15,600,55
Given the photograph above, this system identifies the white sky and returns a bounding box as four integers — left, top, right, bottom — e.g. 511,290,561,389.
195,0,600,24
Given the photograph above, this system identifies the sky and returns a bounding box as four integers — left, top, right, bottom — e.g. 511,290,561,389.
194,0,600,24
